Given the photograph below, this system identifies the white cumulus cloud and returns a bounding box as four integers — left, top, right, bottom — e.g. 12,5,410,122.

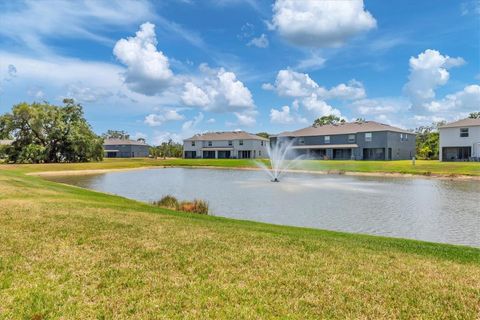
181,82,210,107
424,85,480,112
404,49,465,107
327,80,366,100
247,33,269,48
302,93,342,118
267,69,319,97
144,109,185,127
66,84,112,103
270,105,308,124
265,69,366,100
271,0,376,47
270,105,294,124
182,112,204,133
114,22,174,95
234,112,257,126
181,64,255,113
152,131,183,145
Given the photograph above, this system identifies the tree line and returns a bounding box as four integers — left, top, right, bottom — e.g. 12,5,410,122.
1,101,478,163
0,100,103,163
0,100,186,163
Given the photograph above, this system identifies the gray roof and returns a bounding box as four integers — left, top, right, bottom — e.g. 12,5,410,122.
439,118,480,129
279,121,413,137
0,139,13,146
185,131,268,141
103,138,148,146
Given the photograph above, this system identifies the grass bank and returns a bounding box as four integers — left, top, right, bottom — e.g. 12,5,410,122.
0,164,479,318
2,157,480,178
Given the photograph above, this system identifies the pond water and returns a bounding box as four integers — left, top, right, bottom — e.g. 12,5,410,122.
47,168,480,247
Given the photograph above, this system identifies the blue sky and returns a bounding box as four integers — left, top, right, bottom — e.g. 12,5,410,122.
0,0,478,144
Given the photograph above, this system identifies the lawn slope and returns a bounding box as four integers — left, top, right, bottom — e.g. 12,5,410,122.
0,167,479,318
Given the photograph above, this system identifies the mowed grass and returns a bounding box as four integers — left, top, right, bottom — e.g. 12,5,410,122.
2,157,480,177
0,166,479,318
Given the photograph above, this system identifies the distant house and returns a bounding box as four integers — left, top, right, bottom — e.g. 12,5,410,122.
103,138,149,158
273,121,416,160
439,118,480,161
183,131,268,159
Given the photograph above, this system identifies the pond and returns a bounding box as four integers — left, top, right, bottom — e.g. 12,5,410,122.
47,168,480,247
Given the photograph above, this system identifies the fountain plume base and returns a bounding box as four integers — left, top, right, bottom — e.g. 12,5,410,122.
256,139,304,183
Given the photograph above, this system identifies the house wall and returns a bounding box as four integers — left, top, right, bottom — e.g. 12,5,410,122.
439,126,480,160
277,131,416,160
104,144,149,158
386,132,416,160
183,139,268,159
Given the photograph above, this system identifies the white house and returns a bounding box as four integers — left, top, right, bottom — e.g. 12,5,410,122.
439,118,480,161
183,131,268,159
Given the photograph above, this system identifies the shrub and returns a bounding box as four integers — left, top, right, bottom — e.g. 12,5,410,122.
153,195,179,209
153,196,209,215
178,199,209,215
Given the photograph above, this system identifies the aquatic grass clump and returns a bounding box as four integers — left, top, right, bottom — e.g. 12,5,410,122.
153,195,179,209
178,199,209,215
153,195,209,215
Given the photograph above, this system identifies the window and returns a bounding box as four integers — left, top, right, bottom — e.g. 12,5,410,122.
228,140,233,146
259,151,262,156
239,140,244,146
400,133,403,141
405,134,408,141
261,141,264,146
348,134,355,143
365,132,372,142
299,137,305,144
460,128,469,137
208,141,212,147
192,141,195,146
324,136,330,143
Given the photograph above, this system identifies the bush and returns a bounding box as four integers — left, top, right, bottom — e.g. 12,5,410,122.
153,196,209,215
153,195,179,209
178,199,209,215
0,145,7,160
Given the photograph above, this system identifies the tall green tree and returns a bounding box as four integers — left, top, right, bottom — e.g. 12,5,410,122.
0,99,103,163
313,115,345,127
0,115,12,139
150,139,183,159
102,130,130,140
468,112,480,119
414,121,445,160
256,132,270,139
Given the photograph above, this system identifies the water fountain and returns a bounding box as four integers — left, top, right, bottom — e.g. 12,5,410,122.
256,139,304,182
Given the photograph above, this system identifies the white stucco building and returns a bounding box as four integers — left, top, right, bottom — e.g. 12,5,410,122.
183,131,268,159
439,118,480,161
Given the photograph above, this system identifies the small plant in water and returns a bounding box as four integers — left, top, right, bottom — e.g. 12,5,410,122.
153,196,209,214
178,199,209,215
153,195,179,209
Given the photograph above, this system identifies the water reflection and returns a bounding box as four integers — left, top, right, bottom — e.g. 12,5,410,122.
47,168,480,247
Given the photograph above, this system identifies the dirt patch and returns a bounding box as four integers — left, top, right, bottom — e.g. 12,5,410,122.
27,165,480,181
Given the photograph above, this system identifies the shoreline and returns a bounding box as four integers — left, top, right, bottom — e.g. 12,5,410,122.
28,164,480,181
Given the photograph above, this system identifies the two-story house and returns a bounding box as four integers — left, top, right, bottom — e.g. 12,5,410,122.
183,131,268,159
274,121,416,160
439,118,480,161
103,138,150,158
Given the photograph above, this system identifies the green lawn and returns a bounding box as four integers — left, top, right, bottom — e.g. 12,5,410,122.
2,157,480,177
0,163,479,318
